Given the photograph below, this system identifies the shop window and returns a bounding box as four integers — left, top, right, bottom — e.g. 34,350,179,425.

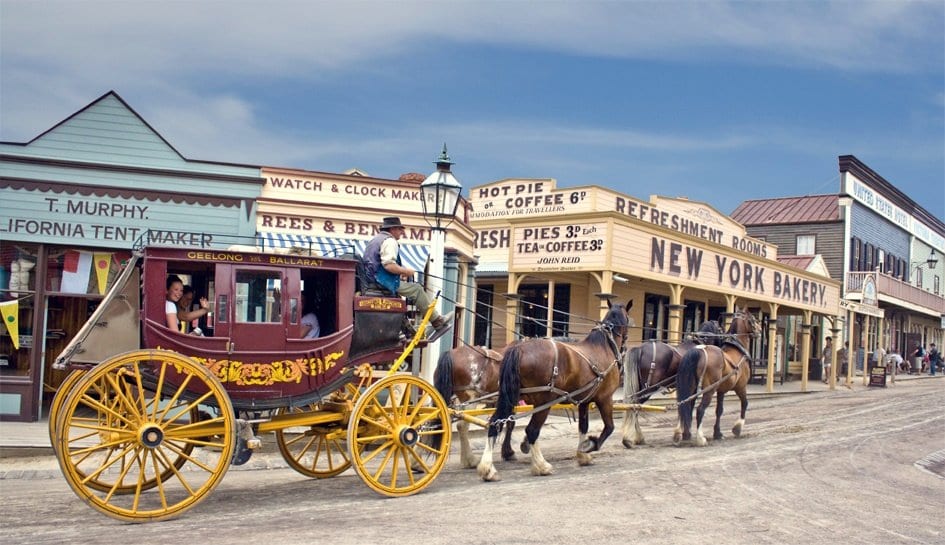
44,247,131,295
518,284,570,338
796,235,815,256
0,242,40,378
643,293,669,341
474,285,494,347
1,242,38,297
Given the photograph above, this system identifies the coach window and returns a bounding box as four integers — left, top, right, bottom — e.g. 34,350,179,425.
235,271,282,323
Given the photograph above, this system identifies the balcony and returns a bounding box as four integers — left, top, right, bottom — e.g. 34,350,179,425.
847,271,945,315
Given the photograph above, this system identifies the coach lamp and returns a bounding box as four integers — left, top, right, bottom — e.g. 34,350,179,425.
419,144,463,383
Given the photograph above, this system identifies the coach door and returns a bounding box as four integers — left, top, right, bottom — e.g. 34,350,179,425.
214,265,287,354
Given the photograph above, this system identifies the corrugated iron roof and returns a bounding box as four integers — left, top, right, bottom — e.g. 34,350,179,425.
777,255,815,270
731,194,839,225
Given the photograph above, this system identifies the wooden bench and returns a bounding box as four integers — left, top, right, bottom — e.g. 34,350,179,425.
749,359,784,385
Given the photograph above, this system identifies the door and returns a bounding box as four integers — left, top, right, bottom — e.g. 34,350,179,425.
216,265,287,354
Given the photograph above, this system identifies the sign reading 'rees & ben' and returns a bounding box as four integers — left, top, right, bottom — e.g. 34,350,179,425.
511,222,608,272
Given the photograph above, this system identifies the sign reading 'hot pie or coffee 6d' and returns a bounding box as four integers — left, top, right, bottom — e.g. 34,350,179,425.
511,222,608,272
471,180,594,220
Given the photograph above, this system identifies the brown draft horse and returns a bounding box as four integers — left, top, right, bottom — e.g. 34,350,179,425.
674,308,760,446
432,344,516,468
477,300,630,481
621,320,723,447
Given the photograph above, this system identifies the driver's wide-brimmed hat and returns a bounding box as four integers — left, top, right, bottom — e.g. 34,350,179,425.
380,217,405,230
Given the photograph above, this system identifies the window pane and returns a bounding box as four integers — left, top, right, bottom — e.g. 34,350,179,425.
796,235,815,255
235,271,282,323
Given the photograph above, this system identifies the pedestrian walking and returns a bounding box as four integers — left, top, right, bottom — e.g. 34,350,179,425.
928,343,942,376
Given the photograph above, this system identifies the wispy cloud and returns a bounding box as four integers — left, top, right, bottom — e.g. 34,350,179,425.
1,1,941,215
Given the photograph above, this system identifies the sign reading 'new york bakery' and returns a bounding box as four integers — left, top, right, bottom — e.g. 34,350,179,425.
642,235,832,307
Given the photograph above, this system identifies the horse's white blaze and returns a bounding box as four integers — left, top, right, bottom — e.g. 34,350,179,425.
530,441,554,476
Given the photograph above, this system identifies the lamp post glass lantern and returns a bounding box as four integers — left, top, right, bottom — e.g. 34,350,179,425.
911,249,939,285
419,144,463,383
420,144,463,230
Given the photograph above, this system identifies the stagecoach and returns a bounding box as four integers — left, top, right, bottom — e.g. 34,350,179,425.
49,232,453,522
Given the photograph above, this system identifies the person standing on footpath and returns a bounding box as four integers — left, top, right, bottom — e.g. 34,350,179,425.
821,336,833,383
364,216,454,341
837,341,849,381
928,343,942,376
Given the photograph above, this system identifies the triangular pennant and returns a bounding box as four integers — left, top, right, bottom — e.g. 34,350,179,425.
93,252,113,295
0,300,19,350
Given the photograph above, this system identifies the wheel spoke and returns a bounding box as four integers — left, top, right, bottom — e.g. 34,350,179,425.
151,360,169,420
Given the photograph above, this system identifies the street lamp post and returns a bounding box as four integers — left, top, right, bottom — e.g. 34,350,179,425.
419,144,463,383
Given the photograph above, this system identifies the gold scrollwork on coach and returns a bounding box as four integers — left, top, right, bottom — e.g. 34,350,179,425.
183,351,345,386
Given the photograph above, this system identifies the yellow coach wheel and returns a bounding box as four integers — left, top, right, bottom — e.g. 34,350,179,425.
55,350,235,523
275,404,352,478
347,374,451,497
50,369,197,495
48,369,85,451
51,368,199,495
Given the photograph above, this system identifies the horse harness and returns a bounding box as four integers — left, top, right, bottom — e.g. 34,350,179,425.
452,345,505,407
515,324,624,416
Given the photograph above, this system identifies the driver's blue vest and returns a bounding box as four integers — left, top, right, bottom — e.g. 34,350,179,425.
364,232,401,294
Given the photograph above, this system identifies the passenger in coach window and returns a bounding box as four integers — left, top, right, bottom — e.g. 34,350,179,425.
166,276,209,335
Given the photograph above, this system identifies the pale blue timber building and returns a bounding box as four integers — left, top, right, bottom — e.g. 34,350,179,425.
0,91,265,420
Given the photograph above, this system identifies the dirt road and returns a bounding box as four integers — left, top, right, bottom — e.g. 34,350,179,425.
1,379,942,544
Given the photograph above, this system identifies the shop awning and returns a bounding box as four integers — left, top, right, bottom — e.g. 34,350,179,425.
257,232,431,274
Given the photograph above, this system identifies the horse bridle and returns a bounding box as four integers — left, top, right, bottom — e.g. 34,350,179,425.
730,310,760,337
600,321,628,363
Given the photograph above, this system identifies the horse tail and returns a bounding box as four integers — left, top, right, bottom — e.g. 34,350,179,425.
676,348,701,432
625,345,644,403
433,349,454,406
489,345,522,439
429,349,455,452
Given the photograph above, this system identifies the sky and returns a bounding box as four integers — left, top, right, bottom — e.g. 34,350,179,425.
1,1,943,219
